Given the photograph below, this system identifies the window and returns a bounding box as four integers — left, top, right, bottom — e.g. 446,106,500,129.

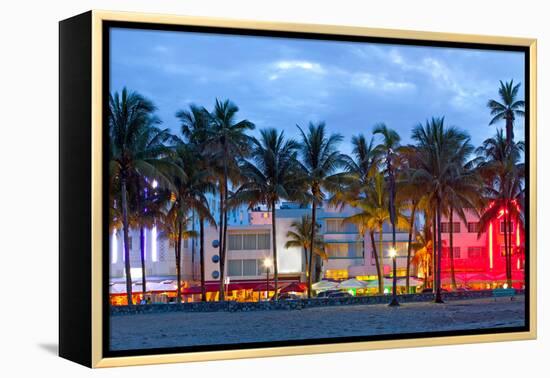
243,234,257,250
326,242,363,259
183,239,189,249
440,222,461,233
325,219,357,233
500,221,514,234
228,233,270,251
257,233,270,250
228,234,243,250
326,219,342,233
243,259,257,276
228,260,243,276
467,222,480,233
442,247,461,259
468,247,484,258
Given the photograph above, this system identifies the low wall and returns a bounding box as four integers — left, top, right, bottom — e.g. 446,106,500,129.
111,289,524,316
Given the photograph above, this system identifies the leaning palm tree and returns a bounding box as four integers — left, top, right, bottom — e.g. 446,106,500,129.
297,122,346,297
285,215,326,284
234,128,300,299
410,117,474,303
487,80,525,145
109,88,174,305
206,99,255,301
373,123,402,303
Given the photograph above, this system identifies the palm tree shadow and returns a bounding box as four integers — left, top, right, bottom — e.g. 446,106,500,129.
38,343,58,356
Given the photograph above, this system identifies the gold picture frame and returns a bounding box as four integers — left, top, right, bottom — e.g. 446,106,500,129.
59,9,537,368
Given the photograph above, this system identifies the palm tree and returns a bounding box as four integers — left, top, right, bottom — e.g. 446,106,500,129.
373,123,402,304
177,104,218,301
128,177,169,294
411,223,434,289
235,128,300,299
344,172,409,294
207,99,255,301
297,122,345,297
163,144,216,302
477,131,524,287
396,157,427,294
487,80,525,145
285,215,326,284
410,117,474,303
109,88,174,305
338,134,379,199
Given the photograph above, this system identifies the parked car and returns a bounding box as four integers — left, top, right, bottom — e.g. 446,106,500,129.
316,290,340,298
328,291,353,298
275,293,300,301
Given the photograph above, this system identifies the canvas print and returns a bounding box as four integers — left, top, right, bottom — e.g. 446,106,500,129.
106,25,528,354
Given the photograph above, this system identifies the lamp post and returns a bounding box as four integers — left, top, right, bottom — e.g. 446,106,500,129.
263,257,273,301
388,247,400,307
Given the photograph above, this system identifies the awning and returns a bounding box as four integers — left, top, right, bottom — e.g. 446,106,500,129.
280,282,307,293
312,280,338,291
337,278,368,289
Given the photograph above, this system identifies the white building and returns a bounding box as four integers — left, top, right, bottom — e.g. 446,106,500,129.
109,201,414,289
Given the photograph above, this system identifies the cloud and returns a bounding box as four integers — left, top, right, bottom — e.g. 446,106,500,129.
269,60,326,80
351,72,415,92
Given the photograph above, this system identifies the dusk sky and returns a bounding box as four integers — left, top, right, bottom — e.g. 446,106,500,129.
110,27,526,154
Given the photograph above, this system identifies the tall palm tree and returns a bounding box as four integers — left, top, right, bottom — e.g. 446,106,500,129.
109,88,174,305
410,117,474,303
373,123,402,304
477,131,524,287
487,80,525,145
285,215,326,284
177,104,218,301
234,128,300,299
297,122,345,297
207,99,255,300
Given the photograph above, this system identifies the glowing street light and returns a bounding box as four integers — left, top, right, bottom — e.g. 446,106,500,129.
388,247,400,307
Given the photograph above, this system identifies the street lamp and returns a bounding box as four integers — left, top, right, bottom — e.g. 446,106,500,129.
388,247,400,307
263,257,273,301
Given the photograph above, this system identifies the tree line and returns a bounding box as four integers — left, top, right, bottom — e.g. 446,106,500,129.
109,80,525,305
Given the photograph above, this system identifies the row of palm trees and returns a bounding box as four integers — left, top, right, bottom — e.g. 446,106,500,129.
109,80,525,305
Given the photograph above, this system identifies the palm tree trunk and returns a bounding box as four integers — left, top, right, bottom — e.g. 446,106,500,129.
506,210,510,282
120,176,133,305
506,209,513,287
432,209,437,289
271,200,278,300
378,227,384,294
307,201,317,298
506,116,514,146
406,204,417,294
303,247,309,283
218,180,225,301
449,208,457,290
388,170,398,300
370,230,383,294
139,227,147,295
176,221,183,303
200,217,206,302
434,199,444,303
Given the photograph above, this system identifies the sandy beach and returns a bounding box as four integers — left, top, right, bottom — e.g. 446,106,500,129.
110,296,525,351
